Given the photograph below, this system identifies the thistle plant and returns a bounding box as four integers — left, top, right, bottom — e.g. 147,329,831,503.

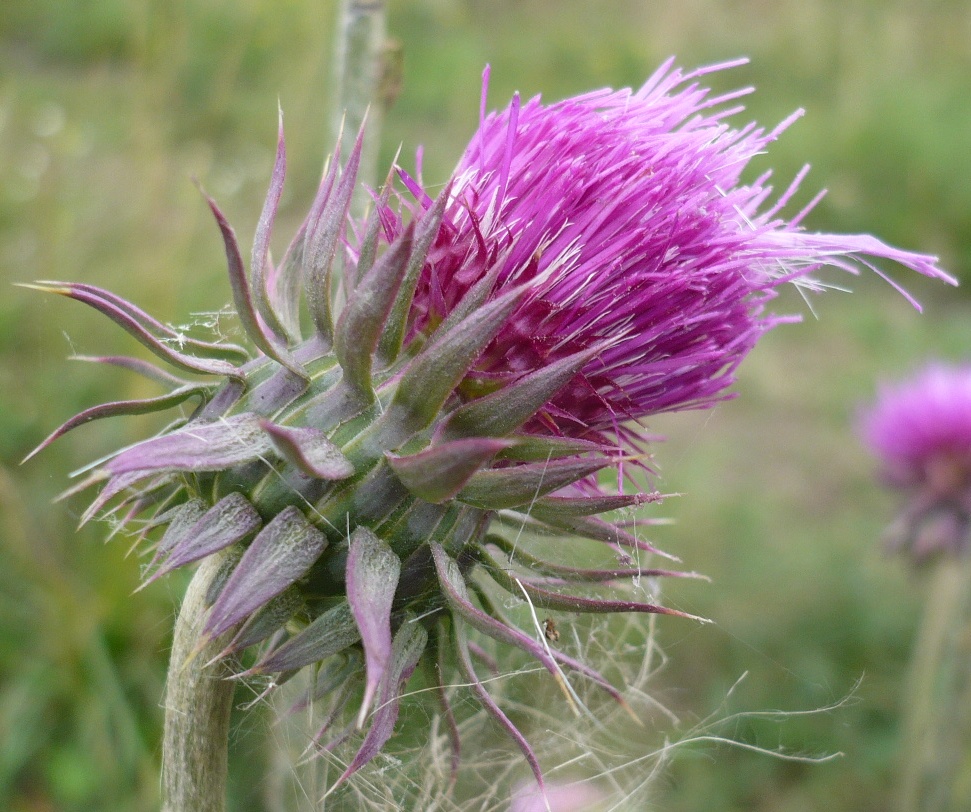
860,363,971,563
26,59,951,809
860,364,971,812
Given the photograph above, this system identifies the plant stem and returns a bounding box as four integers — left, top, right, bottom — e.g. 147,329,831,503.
161,552,238,812
331,0,389,218
897,553,971,812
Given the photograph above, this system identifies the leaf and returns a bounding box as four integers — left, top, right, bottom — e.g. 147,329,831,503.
106,414,274,477
334,617,427,786
259,420,355,480
20,282,246,376
386,438,512,503
22,386,206,464
346,527,401,726
204,506,328,639
204,188,307,378
145,492,262,584
334,222,414,396
249,600,360,674
441,346,602,440
456,456,616,509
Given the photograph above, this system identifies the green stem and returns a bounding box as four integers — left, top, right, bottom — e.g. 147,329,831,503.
331,0,389,219
897,554,971,812
161,552,238,812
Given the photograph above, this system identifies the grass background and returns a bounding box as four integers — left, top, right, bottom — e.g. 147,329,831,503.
2,0,970,809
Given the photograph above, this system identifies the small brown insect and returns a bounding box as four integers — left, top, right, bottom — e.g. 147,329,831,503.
542,617,560,643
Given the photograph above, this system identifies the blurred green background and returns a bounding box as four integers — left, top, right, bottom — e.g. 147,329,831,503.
2,1,969,809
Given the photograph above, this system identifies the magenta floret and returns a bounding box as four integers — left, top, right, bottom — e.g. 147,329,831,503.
382,60,952,442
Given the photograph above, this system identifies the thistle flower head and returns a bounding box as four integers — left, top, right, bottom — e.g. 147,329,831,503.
385,59,952,444
860,363,971,562
26,60,951,791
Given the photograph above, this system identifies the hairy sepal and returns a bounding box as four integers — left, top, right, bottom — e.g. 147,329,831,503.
379,284,528,440
204,506,328,639
248,601,360,674
530,492,661,518
386,438,513,503
494,435,608,463
144,493,262,585
106,413,274,477
221,586,305,657
249,109,293,343
69,354,195,387
259,420,355,480
451,616,546,797
377,185,452,364
23,386,206,464
441,346,603,440
334,222,415,397
304,128,363,342
23,282,245,376
475,546,705,621
150,499,208,562
299,649,363,710
456,456,618,509
346,527,401,726
486,535,706,583
515,507,673,558
204,189,306,378
429,543,569,684
335,617,428,787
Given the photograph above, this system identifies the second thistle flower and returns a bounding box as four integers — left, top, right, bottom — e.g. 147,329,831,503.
860,363,971,562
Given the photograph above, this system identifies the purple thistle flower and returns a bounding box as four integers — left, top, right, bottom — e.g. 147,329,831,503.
24,59,952,793
860,363,971,561
382,59,952,446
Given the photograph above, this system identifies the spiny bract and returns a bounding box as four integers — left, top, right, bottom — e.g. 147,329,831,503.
28,59,951,790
